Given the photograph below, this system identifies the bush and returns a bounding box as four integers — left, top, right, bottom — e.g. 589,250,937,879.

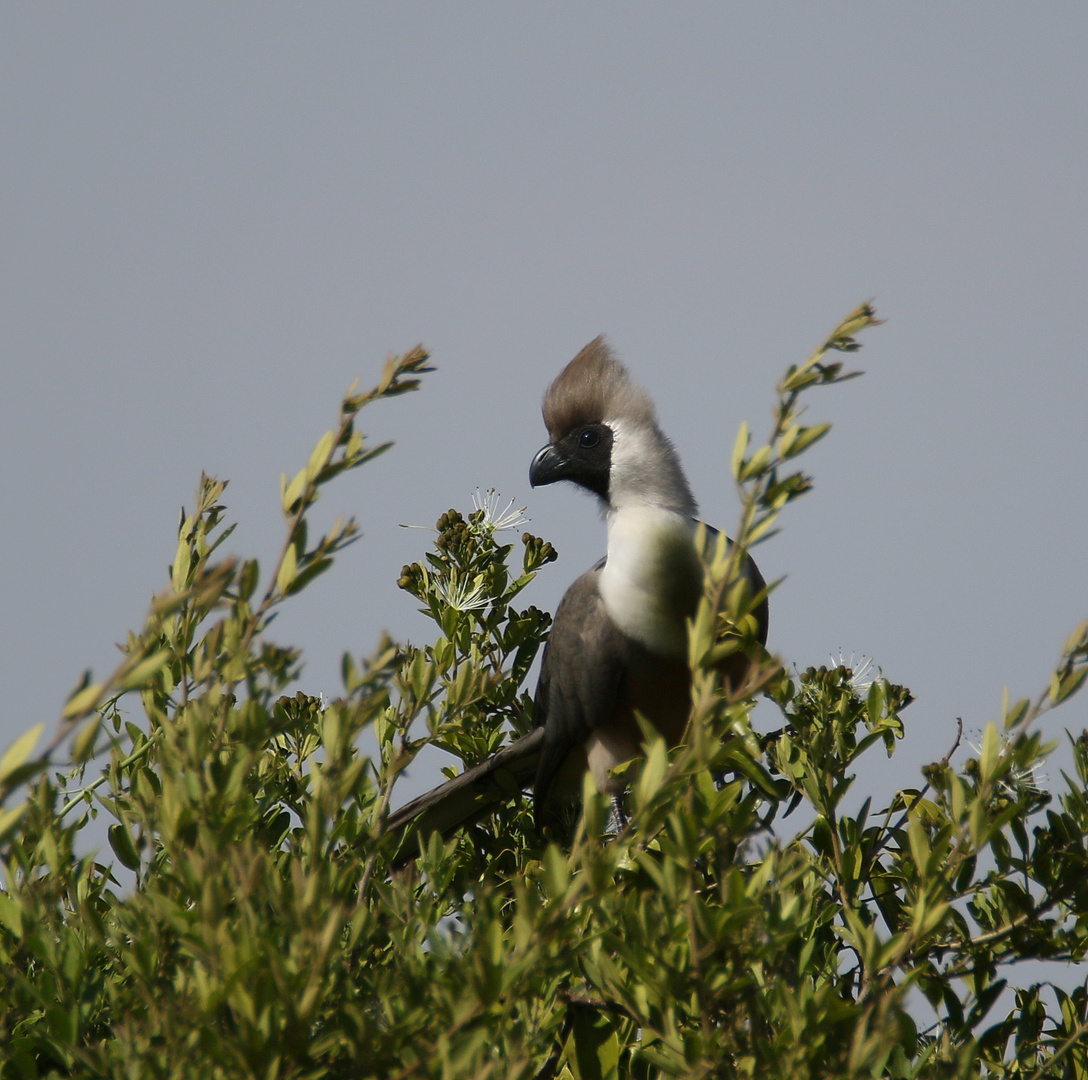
1,313,1086,1079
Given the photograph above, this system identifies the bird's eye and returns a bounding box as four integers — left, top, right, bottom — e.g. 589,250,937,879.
579,429,600,448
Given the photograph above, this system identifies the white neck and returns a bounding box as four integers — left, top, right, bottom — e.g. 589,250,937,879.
598,504,702,656
605,418,698,518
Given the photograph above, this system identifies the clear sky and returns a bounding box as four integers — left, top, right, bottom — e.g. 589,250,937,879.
2,7,1086,811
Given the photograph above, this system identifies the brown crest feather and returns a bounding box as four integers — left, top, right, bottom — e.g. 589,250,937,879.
542,336,657,440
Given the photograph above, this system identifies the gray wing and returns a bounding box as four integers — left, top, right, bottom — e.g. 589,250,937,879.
532,560,630,826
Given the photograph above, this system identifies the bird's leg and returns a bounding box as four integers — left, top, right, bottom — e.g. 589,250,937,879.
607,795,629,834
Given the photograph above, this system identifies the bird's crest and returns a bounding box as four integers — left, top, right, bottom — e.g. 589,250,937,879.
542,336,657,440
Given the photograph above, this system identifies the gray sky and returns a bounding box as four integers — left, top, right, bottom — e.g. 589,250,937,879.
2,6,1086,808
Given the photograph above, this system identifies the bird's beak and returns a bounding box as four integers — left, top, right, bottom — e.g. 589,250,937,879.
529,444,569,487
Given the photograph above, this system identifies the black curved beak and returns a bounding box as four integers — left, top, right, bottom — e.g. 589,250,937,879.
529,444,569,487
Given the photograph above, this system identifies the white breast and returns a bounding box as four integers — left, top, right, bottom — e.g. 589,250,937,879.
598,506,702,656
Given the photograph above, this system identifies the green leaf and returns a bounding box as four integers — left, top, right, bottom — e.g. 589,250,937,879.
374,708,393,748
635,737,668,807
978,722,1000,782
913,899,949,939
782,363,818,393
0,803,27,845
108,822,141,871
781,421,831,458
408,649,435,703
71,714,102,762
238,558,260,601
63,680,104,719
740,444,772,481
308,429,337,477
171,534,192,590
746,512,781,545
866,680,886,727
0,722,44,784
283,556,334,596
543,844,569,899
907,813,931,870
1002,695,1030,729
118,649,172,693
835,301,879,340
1051,665,1088,705
0,892,24,936
276,542,299,594
282,467,309,514
572,1008,621,1080
1062,620,1088,658
720,743,783,799
731,421,749,480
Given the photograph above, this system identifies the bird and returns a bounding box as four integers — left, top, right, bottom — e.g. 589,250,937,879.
386,337,768,855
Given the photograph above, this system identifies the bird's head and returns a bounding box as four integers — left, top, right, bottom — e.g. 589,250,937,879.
530,336,696,516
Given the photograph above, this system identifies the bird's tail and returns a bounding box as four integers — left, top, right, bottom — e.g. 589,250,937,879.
384,727,543,867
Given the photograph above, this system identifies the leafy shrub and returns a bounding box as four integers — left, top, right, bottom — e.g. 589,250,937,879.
1,313,1085,1079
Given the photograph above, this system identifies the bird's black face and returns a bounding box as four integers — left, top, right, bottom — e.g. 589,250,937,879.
529,422,613,499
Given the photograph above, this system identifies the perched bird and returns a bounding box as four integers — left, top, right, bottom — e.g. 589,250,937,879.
387,337,768,852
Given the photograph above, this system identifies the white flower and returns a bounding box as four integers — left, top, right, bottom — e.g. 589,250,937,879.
470,488,528,533
832,650,876,698
964,729,1047,797
432,574,489,613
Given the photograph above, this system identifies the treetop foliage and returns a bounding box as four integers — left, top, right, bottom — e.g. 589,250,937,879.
1,311,1086,1079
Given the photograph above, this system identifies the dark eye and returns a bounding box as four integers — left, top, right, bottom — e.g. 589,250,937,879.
579,428,600,448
